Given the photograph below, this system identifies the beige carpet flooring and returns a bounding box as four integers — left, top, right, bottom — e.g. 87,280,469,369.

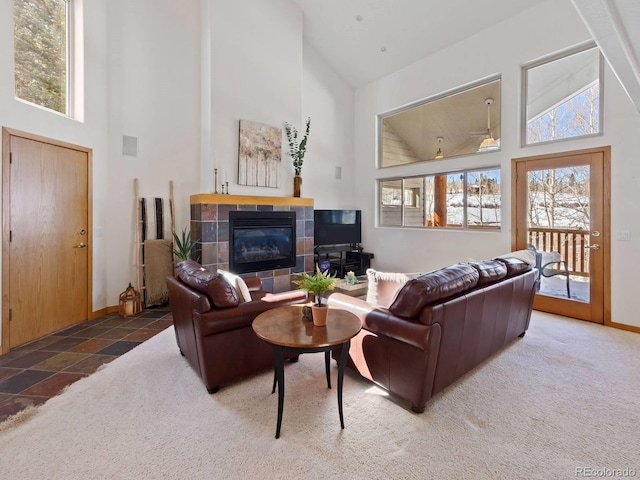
0,311,638,479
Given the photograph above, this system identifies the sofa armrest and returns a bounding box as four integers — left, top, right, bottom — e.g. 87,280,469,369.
262,290,306,302
328,293,433,351
195,290,307,337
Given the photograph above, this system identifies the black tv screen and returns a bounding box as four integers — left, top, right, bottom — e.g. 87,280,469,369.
314,210,361,246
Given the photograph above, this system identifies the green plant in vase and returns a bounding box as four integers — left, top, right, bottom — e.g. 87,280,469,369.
284,117,310,197
171,228,198,262
293,265,338,327
293,264,338,306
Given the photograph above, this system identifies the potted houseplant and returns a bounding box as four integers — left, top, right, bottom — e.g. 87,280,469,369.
284,117,310,197
292,264,337,326
171,228,198,263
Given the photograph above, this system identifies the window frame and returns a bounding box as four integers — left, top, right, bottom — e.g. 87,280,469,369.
377,75,502,169
377,166,502,231
521,41,604,148
14,0,83,119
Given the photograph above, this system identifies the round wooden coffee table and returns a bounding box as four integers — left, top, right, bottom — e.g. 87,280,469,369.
252,305,361,439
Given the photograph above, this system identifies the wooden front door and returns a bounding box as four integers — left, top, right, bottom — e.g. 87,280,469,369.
2,129,91,350
512,147,610,324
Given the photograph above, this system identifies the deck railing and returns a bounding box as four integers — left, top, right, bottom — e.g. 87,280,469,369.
528,227,590,277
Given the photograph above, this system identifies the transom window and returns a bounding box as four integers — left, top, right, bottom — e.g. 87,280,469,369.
14,0,81,117
523,43,603,146
379,167,501,230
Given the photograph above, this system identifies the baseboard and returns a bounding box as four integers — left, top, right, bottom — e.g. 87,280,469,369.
92,305,120,318
606,320,640,334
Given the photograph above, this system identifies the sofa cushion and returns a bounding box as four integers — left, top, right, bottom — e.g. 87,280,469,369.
389,264,479,318
494,256,532,277
175,260,240,308
469,260,507,287
218,269,252,303
365,269,422,307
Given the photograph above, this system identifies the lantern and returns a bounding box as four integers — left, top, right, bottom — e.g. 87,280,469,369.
119,283,142,317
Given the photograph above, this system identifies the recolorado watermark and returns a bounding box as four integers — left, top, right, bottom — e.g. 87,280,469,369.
576,467,637,478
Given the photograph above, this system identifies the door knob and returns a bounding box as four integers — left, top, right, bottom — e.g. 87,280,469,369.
585,244,600,250
74,242,88,248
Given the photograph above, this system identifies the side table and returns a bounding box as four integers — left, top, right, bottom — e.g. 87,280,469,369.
252,305,361,439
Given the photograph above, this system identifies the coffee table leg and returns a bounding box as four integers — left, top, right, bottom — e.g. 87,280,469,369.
337,340,350,429
325,351,331,389
273,346,285,439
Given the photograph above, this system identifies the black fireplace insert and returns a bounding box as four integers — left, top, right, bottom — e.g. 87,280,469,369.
229,211,297,274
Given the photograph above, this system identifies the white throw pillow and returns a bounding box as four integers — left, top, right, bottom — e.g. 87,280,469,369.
218,270,252,303
365,268,421,307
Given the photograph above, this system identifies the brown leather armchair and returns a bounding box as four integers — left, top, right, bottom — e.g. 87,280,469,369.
166,260,306,393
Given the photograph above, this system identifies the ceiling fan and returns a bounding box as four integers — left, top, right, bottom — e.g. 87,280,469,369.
471,98,500,152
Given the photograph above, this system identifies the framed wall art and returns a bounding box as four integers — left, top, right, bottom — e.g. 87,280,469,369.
238,120,281,188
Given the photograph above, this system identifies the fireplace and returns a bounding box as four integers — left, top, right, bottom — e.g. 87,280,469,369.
229,211,297,274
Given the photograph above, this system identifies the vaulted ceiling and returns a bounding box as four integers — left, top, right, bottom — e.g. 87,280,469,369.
292,0,640,113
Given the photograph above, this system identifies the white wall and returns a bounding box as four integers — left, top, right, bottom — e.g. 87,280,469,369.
0,0,355,351
301,41,356,208
203,0,302,196
105,0,202,305
353,0,640,327
0,0,110,348
202,0,356,207
0,0,202,349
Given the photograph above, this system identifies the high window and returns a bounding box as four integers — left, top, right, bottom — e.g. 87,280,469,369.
379,167,501,230
14,0,81,117
378,77,502,168
523,43,603,146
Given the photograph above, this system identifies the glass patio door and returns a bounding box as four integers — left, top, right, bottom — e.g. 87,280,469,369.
513,148,609,323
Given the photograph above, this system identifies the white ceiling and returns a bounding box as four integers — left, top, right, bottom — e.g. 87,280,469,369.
291,0,548,88
292,0,640,112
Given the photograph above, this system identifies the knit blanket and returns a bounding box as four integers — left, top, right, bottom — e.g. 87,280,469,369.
143,239,173,306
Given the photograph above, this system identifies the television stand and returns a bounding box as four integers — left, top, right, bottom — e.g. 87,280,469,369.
314,243,374,277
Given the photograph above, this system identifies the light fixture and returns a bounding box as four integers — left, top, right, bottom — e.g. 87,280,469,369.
478,98,500,152
434,137,444,159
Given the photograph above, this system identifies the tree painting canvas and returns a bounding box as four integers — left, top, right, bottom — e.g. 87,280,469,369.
238,120,282,188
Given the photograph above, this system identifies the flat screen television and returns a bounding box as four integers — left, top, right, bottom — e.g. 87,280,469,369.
314,209,361,246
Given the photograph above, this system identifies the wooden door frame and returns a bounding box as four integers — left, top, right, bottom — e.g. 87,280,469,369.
511,146,612,327
2,127,93,354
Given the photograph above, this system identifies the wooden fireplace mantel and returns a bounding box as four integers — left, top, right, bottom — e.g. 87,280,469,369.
190,193,313,207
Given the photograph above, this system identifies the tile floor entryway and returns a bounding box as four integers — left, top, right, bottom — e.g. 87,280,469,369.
0,305,172,423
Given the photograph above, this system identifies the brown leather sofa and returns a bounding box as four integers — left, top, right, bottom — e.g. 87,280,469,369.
328,257,538,413
166,260,306,393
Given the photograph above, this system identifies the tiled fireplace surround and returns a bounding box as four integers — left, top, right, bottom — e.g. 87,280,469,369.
190,194,314,293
